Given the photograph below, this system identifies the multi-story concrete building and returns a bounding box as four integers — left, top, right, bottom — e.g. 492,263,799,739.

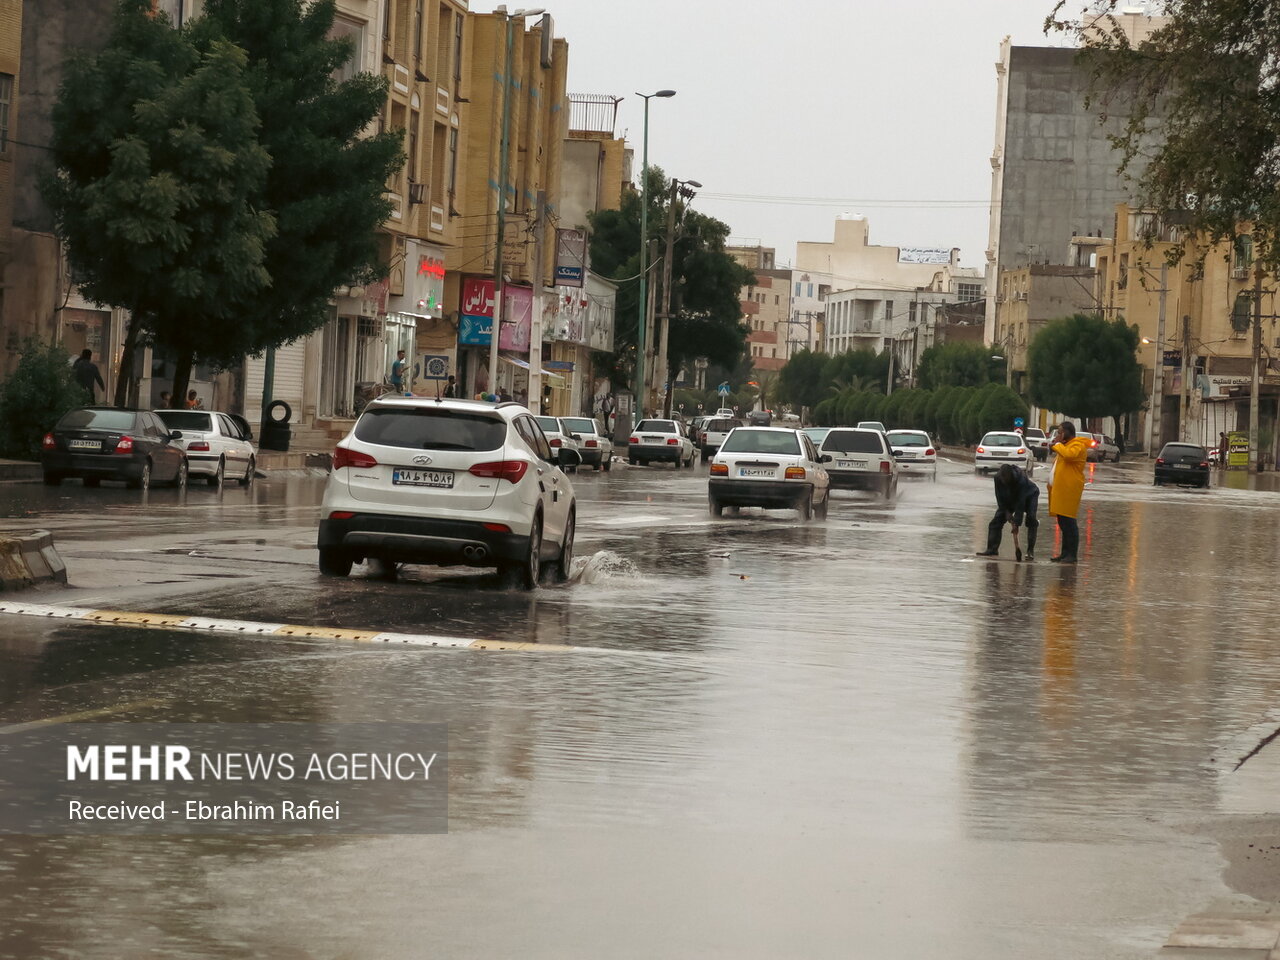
727,244,792,374
0,0,20,344
787,270,830,355
993,263,1100,397
984,9,1166,343
796,216,961,293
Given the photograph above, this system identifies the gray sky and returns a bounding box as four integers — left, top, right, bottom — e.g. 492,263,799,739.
540,0,1067,270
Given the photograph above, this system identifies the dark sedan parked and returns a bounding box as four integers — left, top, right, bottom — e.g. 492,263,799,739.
41,407,188,490
1154,442,1210,488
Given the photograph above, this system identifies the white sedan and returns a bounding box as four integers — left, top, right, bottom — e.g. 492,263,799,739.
974,431,1035,475
886,429,937,479
535,416,582,471
708,427,830,519
155,409,257,487
627,418,695,468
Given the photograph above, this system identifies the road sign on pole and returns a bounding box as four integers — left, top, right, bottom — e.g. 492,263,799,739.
717,383,731,397
1014,417,1025,428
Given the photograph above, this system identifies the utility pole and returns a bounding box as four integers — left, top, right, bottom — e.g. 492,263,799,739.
1250,262,1263,471
1180,314,1191,444
1147,263,1167,455
657,179,678,418
528,189,545,415
886,337,895,396
488,14,517,400
644,238,658,415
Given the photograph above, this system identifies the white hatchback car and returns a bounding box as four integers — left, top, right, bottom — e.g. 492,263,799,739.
708,427,829,519
886,429,937,479
628,418,695,467
535,416,582,470
819,427,899,499
318,398,581,589
699,416,740,461
155,409,257,487
975,431,1035,475
1023,427,1050,462
558,416,613,471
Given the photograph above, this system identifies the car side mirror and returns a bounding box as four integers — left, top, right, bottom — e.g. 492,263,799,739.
821,454,833,463
570,433,582,441
558,447,582,468
891,449,902,457
169,431,183,440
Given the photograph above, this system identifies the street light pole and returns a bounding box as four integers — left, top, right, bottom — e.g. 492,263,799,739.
1146,263,1168,455
634,89,675,421
488,8,544,399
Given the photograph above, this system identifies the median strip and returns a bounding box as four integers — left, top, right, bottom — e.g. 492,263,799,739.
0,601,574,652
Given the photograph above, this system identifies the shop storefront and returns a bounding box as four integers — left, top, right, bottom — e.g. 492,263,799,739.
457,277,532,399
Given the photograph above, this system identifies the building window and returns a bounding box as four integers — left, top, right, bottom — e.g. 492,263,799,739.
330,16,365,83
447,126,459,206
383,0,392,40
807,283,814,298
413,0,424,65
409,110,420,182
774,295,779,305
795,282,801,297
0,74,11,152
957,282,981,301
884,300,893,322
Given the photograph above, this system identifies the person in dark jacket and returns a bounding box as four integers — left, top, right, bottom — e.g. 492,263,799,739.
71,349,105,403
976,462,1039,561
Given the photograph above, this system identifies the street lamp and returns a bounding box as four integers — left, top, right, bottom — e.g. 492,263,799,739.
488,7,546,399
634,89,676,421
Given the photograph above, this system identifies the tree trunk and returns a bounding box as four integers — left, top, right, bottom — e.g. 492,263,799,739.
113,316,141,408
170,350,195,412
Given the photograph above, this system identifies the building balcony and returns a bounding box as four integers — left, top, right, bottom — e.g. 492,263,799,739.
748,330,778,344
740,300,760,316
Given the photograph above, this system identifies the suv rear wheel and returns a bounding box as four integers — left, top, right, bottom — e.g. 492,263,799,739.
550,510,575,583
319,546,353,577
503,516,541,590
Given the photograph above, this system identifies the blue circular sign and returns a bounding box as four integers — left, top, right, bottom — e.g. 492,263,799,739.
1013,417,1025,427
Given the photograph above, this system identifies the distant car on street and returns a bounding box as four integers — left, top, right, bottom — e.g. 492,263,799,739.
1080,432,1121,463
535,416,582,471
746,410,772,426
857,420,887,435
1154,442,1211,488
558,417,613,471
886,429,937,479
819,427,899,499
628,418,696,467
155,409,256,487
708,426,829,519
699,417,740,460
1023,427,1050,461
974,431,1035,476
42,407,188,490
801,426,831,449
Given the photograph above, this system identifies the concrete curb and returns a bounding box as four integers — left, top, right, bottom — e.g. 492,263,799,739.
256,451,333,473
0,459,42,483
0,531,67,590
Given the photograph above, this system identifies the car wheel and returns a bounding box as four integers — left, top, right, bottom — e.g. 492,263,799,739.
551,509,575,583
708,496,724,518
503,516,542,590
672,456,681,470
83,477,100,488
883,480,895,500
239,456,255,487
603,457,612,472
127,461,152,491
815,492,829,520
172,459,188,490
593,459,602,472
797,494,812,521
42,472,62,486
368,557,398,581
701,448,710,462
318,547,353,577
628,457,637,466
207,458,224,488
1113,452,1121,463
1154,478,1162,486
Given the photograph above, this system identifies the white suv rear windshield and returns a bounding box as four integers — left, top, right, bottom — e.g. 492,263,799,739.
823,430,884,454
635,420,677,432
355,408,506,451
1024,428,1046,439
720,430,800,455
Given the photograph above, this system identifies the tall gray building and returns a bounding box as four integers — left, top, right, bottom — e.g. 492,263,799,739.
984,13,1164,342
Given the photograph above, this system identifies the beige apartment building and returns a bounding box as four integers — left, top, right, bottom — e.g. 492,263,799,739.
993,263,1099,398
728,244,792,374
796,216,961,293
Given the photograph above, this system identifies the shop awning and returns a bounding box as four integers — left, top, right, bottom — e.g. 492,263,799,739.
500,356,566,380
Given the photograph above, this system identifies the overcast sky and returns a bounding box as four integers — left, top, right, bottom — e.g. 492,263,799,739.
539,0,1068,270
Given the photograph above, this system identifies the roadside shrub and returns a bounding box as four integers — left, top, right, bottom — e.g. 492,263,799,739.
812,398,835,426
0,339,87,460
977,385,1029,438
961,383,1000,444
883,389,911,429
925,386,952,439
905,389,932,431
947,387,975,445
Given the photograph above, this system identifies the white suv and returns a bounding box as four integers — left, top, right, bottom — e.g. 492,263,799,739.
318,398,581,589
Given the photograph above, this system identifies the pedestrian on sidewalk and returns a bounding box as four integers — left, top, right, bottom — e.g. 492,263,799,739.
443,375,456,398
390,350,407,393
71,349,105,404
976,463,1039,561
1218,431,1229,469
1046,421,1091,563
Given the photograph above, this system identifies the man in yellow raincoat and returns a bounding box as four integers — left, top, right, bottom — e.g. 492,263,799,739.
1046,421,1092,563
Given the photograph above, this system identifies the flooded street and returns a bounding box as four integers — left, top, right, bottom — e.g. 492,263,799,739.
2,458,1279,957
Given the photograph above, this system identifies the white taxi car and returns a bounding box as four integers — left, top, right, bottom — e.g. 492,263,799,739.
558,416,613,471
318,398,581,589
535,416,582,470
975,431,1035,475
708,427,829,519
885,429,937,479
819,427,899,499
627,418,695,468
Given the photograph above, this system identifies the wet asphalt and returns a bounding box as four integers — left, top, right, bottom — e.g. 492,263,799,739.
1,456,1279,957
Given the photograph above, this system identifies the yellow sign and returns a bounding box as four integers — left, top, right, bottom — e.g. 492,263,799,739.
1228,431,1250,469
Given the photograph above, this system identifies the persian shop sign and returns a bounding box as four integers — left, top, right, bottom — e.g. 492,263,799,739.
458,278,532,350
414,253,446,316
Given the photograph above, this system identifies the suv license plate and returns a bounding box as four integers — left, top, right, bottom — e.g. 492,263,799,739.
392,468,455,488
738,468,773,478
837,459,867,468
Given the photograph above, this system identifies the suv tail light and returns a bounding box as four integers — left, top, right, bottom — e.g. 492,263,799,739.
1156,457,1165,465
879,461,891,474
114,436,134,454
469,460,528,484
42,433,55,450
328,511,355,520
710,463,728,476
333,445,377,470
187,440,210,451
785,466,806,479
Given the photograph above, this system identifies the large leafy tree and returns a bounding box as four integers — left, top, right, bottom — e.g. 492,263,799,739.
822,348,889,394
589,166,753,387
46,0,275,404
774,348,828,410
1047,1,1280,265
916,341,1004,391
1027,313,1144,421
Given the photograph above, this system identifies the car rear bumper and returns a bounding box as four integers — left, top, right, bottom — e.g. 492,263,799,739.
578,447,606,464
975,456,1026,470
827,470,891,490
318,514,529,566
708,478,810,507
629,444,681,461
895,460,936,473
41,452,145,480
1155,466,1210,485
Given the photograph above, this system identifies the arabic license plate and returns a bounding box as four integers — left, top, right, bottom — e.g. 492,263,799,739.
738,467,773,478
642,436,663,442
392,468,455,488
1173,463,1191,470
837,459,867,468
68,439,101,451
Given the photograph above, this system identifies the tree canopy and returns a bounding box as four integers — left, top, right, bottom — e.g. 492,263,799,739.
1026,313,1145,420
1048,1,1280,266
916,341,1005,391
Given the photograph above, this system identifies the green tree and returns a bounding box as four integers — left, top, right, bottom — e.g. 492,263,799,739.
1027,314,1145,423
812,398,836,426
1048,1,1280,267
0,341,88,459
916,341,1004,390
775,349,829,411
977,385,1029,438
823,348,889,394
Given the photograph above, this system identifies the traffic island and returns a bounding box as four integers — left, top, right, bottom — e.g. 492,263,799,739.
0,531,68,590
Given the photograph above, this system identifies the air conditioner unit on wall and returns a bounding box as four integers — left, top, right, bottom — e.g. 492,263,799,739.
408,182,427,205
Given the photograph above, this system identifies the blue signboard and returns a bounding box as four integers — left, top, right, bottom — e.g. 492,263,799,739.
1013,417,1025,428
458,313,493,346
555,264,584,286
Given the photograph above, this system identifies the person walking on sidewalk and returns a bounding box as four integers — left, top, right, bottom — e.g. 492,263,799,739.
1047,421,1091,563
71,349,105,403
976,463,1039,561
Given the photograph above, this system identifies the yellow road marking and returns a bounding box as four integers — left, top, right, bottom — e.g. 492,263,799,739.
468,640,575,652
272,625,382,641
86,610,187,626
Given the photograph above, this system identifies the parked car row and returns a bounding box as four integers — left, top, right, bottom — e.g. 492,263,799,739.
40,406,257,491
